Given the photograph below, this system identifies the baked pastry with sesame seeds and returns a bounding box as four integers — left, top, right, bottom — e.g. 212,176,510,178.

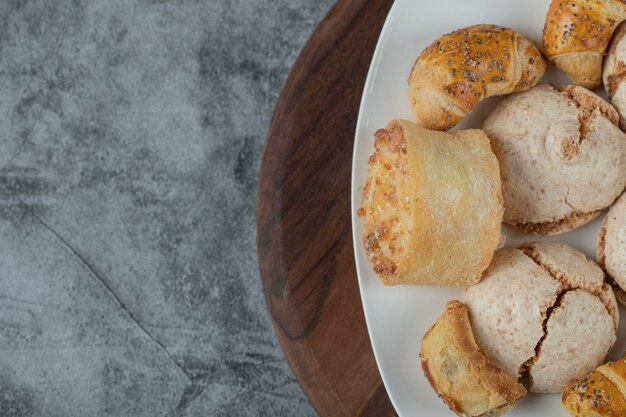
420,301,527,417
358,119,503,286
408,24,545,131
598,192,626,305
482,83,626,236
543,0,626,89
562,356,626,416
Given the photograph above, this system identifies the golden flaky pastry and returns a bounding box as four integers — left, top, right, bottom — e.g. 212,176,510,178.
358,120,503,286
543,0,626,89
421,301,527,417
563,356,626,416
409,24,545,131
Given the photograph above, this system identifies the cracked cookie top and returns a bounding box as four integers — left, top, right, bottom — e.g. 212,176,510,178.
598,192,626,303
464,242,617,393
483,83,626,236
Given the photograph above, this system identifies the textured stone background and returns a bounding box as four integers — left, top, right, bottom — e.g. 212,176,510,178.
0,0,333,415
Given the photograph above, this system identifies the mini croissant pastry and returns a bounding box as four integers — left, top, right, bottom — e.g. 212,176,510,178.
421,301,527,417
409,24,545,131
543,0,626,89
563,356,626,416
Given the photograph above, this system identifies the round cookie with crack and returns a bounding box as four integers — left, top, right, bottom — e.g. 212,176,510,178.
483,84,626,236
604,22,626,130
464,242,617,393
598,192,626,306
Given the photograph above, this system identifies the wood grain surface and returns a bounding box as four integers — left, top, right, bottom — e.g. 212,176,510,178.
256,0,396,416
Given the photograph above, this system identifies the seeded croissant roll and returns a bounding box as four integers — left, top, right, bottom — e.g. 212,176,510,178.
408,24,545,131
562,356,626,416
543,0,626,89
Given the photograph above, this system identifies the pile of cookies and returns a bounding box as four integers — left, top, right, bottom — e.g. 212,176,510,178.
358,1,626,416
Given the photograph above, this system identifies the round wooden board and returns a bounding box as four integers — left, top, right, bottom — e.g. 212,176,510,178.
256,0,396,416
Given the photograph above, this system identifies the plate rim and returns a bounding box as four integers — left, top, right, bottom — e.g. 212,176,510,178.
350,0,406,414
349,1,618,415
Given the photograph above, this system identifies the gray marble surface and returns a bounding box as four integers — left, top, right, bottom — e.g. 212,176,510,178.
0,0,333,415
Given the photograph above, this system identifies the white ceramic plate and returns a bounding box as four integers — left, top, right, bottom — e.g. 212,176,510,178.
351,0,626,416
